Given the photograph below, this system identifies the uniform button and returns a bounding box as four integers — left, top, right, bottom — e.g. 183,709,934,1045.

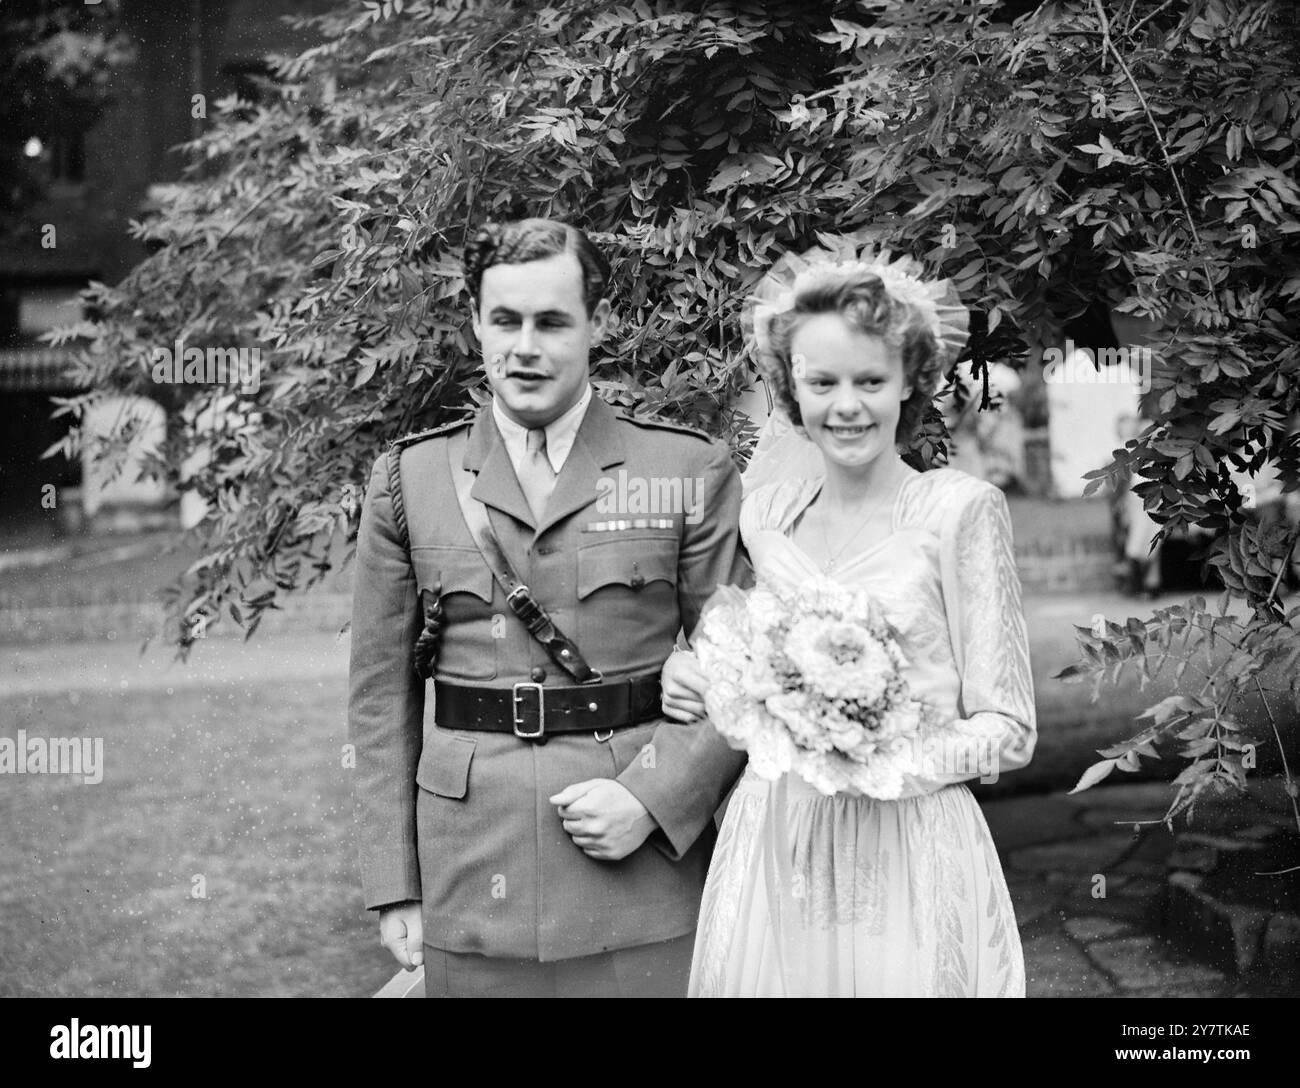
530,666,546,682
629,574,645,590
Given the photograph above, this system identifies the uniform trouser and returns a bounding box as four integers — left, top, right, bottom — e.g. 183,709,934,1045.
422,931,695,998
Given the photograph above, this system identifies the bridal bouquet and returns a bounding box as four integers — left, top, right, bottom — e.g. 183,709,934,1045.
694,580,930,799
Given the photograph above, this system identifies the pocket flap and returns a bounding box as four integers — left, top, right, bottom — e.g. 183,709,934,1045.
415,730,476,799
577,538,678,599
410,546,494,604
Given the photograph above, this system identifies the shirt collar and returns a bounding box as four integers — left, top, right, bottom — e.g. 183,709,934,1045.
491,383,592,474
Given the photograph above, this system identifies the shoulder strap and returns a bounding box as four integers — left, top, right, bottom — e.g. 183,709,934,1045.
386,444,411,553
445,431,600,685
385,417,473,551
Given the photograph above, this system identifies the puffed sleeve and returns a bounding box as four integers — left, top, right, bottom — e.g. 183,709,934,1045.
737,478,821,561
348,452,425,908
898,480,1036,797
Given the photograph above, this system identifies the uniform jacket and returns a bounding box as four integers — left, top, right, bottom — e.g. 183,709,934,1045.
348,392,750,960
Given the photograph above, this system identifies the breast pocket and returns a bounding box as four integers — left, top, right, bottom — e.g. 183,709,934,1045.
576,536,679,668
409,545,497,679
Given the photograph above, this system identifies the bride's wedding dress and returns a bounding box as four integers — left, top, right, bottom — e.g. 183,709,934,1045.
688,467,1036,997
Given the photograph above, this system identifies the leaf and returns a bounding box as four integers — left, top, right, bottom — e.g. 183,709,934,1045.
354,358,377,388
1180,737,1219,757
1137,695,1200,725
1172,759,1216,787
706,154,783,193
1069,758,1118,794
1117,749,1142,772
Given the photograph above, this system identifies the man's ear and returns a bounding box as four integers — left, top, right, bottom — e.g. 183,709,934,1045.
589,297,613,343
470,300,483,344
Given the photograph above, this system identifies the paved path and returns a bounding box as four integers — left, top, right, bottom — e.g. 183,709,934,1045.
984,781,1295,997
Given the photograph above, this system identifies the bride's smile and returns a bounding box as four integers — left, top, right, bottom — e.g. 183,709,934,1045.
789,312,912,473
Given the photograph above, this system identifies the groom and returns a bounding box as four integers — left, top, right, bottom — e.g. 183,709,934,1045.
349,218,748,997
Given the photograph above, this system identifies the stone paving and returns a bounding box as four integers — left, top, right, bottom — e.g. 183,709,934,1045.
983,780,1298,997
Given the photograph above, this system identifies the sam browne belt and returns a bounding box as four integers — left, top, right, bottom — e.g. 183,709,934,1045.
434,673,663,740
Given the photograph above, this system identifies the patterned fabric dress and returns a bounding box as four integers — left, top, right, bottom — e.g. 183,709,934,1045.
688,468,1036,998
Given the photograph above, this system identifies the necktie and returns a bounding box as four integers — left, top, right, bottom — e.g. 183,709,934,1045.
518,427,557,521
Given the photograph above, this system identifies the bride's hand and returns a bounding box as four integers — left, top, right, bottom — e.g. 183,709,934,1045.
661,648,708,722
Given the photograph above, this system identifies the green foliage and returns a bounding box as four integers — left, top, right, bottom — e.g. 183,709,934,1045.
1057,593,1300,828
45,0,1300,824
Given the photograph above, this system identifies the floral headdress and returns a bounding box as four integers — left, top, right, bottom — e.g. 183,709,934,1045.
738,238,971,495
743,238,971,371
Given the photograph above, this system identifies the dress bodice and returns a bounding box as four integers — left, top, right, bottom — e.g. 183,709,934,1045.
738,468,1037,791
742,474,960,725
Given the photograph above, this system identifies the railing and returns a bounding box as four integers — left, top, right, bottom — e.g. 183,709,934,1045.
0,346,79,392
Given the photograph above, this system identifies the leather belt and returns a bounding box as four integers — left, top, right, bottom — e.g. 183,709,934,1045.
434,675,663,741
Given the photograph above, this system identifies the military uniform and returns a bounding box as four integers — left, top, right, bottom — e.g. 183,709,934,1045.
349,391,750,990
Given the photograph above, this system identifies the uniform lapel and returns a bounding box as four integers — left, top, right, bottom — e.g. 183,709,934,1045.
535,393,627,537
463,405,536,530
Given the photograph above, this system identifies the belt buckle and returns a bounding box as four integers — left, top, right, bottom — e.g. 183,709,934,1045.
511,681,545,739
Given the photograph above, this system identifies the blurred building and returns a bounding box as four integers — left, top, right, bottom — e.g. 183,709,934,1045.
1,0,332,537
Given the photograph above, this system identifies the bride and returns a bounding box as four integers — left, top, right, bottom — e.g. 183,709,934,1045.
661,247,1036,998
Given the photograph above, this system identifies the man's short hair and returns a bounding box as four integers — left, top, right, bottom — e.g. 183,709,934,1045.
464,218,610,317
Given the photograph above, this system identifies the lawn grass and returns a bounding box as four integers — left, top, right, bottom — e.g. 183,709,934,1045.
0,678,395,997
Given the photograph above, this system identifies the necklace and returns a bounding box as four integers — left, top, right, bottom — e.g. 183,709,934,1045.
817,464,904,573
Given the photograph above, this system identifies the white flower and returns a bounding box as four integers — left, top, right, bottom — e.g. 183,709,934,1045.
766,690,833,752
746,727,795,781
741,654,784,701
746,585,788,632
694,580,926,799
878,701,923,740
782,615,894,702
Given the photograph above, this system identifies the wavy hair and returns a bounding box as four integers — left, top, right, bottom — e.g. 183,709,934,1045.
464,218,610,317
760,272,943,446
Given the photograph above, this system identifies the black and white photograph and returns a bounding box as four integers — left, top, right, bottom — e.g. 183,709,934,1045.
1,0,1297,1021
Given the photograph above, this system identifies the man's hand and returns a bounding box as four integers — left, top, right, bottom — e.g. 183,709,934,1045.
549,779,657,861
379,902,424,970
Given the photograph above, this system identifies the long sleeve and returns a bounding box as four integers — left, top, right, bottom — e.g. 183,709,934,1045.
617,438,752,859
348,453,426,908
899,480,1036,798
